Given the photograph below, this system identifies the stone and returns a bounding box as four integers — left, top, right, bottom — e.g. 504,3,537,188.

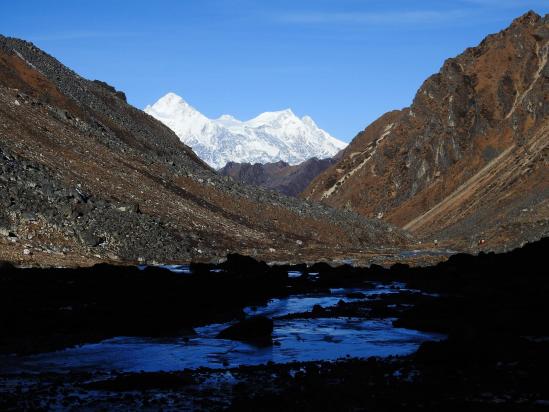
216,316,273,344
79,231,104,247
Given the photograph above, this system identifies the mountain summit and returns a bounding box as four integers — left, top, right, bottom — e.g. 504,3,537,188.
144,93,347,169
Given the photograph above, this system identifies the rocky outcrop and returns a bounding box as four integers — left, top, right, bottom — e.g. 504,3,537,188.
0,35,408,266
219,157,336,197
303,12,549,250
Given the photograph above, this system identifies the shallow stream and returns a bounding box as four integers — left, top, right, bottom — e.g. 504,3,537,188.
0,280,443,373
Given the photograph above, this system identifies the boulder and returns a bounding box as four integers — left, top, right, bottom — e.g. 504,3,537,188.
216,316,273,345
222,253,269,275
79,230,104,247
312,304,326,315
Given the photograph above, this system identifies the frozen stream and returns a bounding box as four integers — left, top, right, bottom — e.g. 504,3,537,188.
0,282,444,373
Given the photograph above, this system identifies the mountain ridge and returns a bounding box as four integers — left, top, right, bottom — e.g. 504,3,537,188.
144,93,347,169
303,11,549,250
219,157,337,197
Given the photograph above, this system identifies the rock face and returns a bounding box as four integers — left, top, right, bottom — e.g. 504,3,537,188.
144,93,346,169
303,12,549,250
219,157,336,197
0,35,407,266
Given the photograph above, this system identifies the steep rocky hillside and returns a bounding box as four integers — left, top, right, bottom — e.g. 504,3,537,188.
219,157,336,197
0,35,408,266
304,12,549,250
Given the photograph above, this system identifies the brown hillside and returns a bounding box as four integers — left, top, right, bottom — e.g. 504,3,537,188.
0,36,408,266
303,11,548,250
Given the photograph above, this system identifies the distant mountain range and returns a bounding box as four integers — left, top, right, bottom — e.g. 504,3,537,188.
144,93,346,169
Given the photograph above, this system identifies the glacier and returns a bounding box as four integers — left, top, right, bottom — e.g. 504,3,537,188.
144,93,347,169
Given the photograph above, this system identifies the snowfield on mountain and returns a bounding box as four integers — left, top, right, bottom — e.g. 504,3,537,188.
144,93,347,169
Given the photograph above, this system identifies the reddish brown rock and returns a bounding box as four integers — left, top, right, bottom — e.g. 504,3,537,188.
303,11,549,251
219,157,337,197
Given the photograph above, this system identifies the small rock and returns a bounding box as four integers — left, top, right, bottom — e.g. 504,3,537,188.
21,211,37,222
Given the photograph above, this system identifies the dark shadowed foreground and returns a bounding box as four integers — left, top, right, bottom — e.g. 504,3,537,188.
1,238,548,410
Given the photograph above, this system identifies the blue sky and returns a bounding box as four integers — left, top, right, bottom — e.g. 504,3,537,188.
2,1,547,141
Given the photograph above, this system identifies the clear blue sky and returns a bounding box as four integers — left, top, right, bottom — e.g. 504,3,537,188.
2,1,547,141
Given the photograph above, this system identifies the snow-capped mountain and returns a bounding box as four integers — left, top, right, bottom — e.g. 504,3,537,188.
144,93,347,169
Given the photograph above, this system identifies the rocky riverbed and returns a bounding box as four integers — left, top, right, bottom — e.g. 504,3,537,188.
1,238,548,410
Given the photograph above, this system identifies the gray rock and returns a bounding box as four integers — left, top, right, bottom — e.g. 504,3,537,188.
78,230,103,247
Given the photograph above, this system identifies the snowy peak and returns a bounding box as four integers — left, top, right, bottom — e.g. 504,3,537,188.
301,115,317,128
145,92,193,117
145,93,218,148
217,114,239,122
145,93,347,169
144,93,205,124
216,114,242,127
246,108,298,127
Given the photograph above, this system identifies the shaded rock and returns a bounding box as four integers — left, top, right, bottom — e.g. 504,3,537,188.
312,304,325,315
79,230,104,247
216,316,273,344
222,254,269,275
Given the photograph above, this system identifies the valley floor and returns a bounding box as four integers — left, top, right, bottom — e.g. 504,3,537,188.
0,238,547,410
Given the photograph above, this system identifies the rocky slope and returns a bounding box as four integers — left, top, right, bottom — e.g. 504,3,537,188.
0,35,407,266
303,11,549,250
144,93,346,169
219,157,336,197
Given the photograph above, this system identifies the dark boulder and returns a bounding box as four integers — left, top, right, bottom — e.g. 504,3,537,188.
216,316,273,345
222,254,269,275
308,262,334,274
312,304,328,316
